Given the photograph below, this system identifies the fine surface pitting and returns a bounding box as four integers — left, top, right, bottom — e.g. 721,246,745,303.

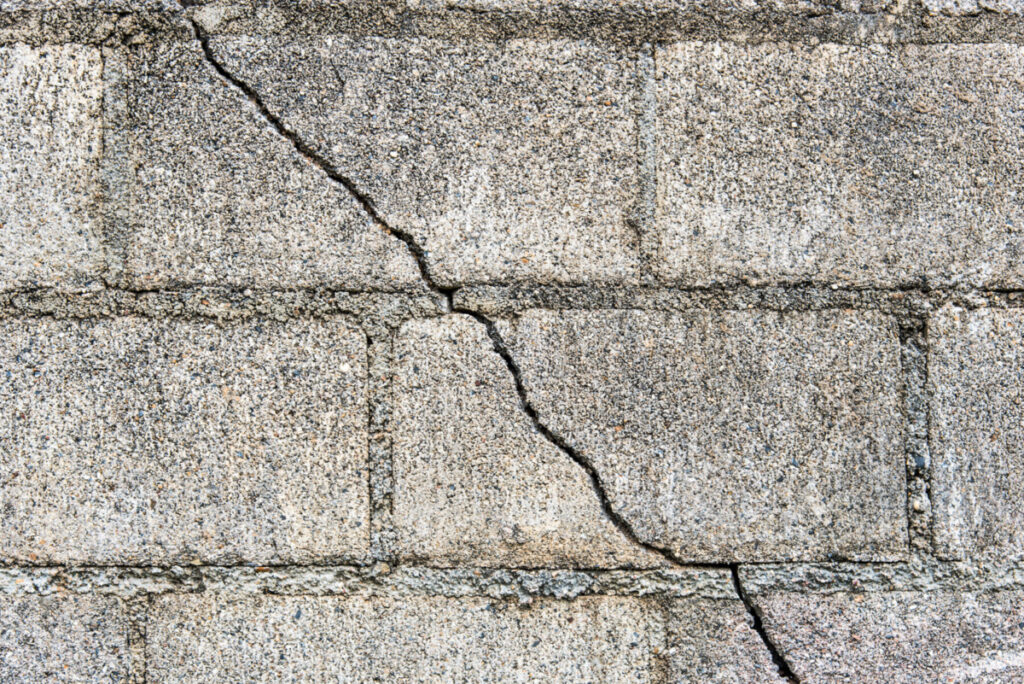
1,2,1023,682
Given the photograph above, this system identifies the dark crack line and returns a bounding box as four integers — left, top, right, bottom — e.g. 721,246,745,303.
731,565,801,683
455,308,692,569
187,14,680,569
187,36,804,684
188,19,450,303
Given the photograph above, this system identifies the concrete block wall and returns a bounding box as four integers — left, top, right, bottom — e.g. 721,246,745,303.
1,1,1023,681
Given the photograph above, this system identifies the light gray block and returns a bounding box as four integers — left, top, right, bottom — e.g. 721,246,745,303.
668,599,783,683
205,34,641,288
0,317,369,564
0,44,105,293
119,41,423,291
0,595,127,683
923,0,1023,14
656,42,1024,288
757,590,1024,683
146,595,663,682
392,315,660,567
498,309,907,562
930,306,1024,560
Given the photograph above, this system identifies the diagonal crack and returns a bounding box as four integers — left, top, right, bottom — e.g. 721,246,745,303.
453,308,689,569
186,18,448,303
185,15,677,568
731,565,801,683
183,24,803,680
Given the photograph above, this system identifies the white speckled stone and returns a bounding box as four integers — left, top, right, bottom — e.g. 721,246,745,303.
146,595,663,682
668,599,783,682
0,595,127,683
656,42,1024,288
0,317,369,565
119,40,422,291
392,314,660,568
499,309,907,562
206,35,642,288
0,45,105,293
930,306,1024,560
757,591,1024,682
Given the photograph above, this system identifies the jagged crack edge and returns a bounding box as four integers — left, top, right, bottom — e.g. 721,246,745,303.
187,19,446,301
731,565,801,684
188,14,683,569
456,308,692,569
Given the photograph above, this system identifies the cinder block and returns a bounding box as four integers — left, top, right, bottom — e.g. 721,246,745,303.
756,590,1024,682
392,315,659,567
498,309,907,562
146,595,662,681
206,35,641,287
668,599,783,683
0,317,369,564
0,595,127,683
656,42,1024,288
0,44,105,292
930,306,1024,560
118,41,423,290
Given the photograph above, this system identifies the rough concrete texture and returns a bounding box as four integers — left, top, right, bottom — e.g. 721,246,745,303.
393,315,659,567
656,42,1024,289
756,590,1024,682
204,34,641,287
0,595,127,682
0,44,105,293
118,40,424,291
930,306,1024,561
410,0,895,11
0,316,369,564
667,598,783,682
498,309,907,562
924,0,1023,14
2,0,1023,679
147,595,663,681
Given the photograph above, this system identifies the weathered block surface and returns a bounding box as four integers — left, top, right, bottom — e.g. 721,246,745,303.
923,0,1023,14
498,309,907,562
119,41,422,290
147,595,662,681
0,595,127,682
656,43,1024,288
668,599,782,683
0,45,105,292
756,590,1024,682
930,306,1024,560
412,0,894,11
206,34,641,287
0,0,176,8
393,315,658,567
0,317,368,564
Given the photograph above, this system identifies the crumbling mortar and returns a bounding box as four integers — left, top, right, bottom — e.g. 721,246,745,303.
4,5,1024,46
366,328,398,563
0,565,738,602
899,318,935,555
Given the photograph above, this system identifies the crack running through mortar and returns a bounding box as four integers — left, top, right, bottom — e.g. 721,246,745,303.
186,15,801,677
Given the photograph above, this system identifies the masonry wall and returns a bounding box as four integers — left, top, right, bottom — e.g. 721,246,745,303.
1,1,1023,681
